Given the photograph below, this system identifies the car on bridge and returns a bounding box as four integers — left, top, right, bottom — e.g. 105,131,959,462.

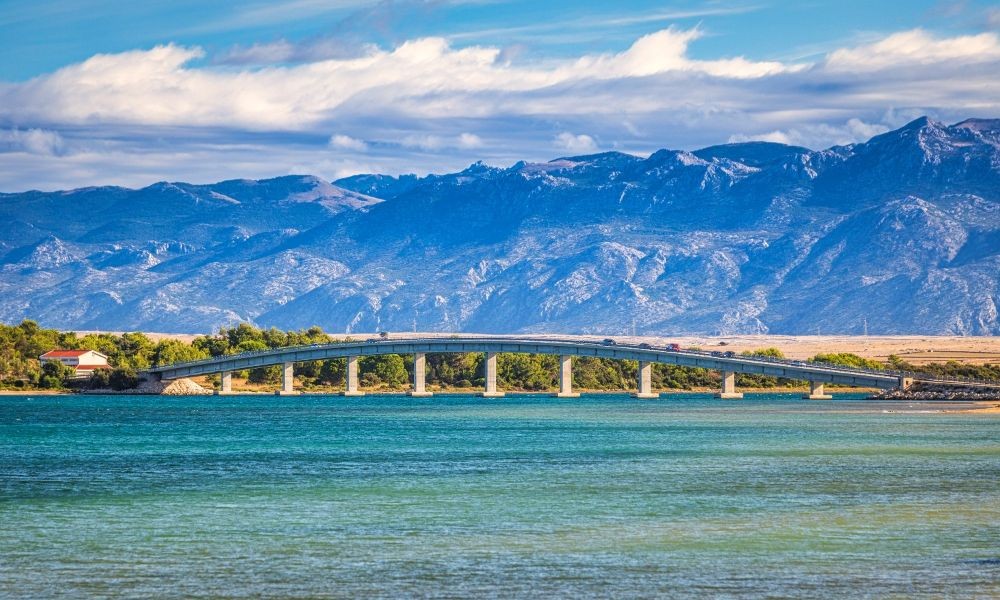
602,339,617,346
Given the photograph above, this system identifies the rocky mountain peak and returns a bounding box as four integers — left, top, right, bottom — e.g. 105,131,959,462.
1,116,997,334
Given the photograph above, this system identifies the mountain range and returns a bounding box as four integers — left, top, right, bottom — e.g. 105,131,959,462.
1,116,998,335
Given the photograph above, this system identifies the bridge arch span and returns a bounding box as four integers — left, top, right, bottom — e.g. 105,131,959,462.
144,336,907,398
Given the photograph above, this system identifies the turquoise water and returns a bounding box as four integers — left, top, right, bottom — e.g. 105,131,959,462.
2,393,999,598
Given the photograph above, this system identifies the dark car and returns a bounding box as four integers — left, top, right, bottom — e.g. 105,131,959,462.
365,338,380,343
602,338,617,346
638,343,652,349
723,351,736,357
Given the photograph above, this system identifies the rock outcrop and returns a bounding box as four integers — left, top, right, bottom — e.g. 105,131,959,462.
1,117,998,335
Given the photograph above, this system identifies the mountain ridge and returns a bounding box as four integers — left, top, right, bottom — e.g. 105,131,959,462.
1,116,998,335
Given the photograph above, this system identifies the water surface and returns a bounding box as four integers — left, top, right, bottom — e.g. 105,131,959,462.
2,393,998,598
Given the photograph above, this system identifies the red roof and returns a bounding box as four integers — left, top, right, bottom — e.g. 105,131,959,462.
41,350,91,358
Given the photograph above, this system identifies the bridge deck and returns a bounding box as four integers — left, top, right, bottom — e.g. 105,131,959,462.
145,336,914,389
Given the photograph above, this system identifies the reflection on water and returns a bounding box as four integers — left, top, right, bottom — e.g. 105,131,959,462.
1,393,998,597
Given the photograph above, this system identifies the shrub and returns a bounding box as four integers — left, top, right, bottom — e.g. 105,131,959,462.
248,365,281,384
108,367,139,391
39,375,63,389
89,368,112,389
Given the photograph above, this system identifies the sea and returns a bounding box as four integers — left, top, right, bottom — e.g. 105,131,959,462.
2,393,998,598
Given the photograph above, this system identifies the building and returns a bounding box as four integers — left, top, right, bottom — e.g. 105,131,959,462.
39,350,111,378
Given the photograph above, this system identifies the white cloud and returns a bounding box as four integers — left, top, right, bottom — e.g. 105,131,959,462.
0,29,797,133
844,118,890,141
0,26,998,190
728,119,891,148
400,134,447,151
0,128,65,155
457,133,483,149
825,29,1000,71
567,27,793,79
554,132,598,154
329,134,368,152
400,132,484,151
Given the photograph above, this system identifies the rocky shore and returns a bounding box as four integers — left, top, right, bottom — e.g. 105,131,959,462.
872,383,1000,402
83,378,212,395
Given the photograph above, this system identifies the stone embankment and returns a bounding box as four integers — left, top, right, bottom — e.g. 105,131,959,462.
86,377,212,395
140,377,211,395
873,383,1000,401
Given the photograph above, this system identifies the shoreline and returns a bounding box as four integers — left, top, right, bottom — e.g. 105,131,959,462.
3,389,997,413
9,385,881,396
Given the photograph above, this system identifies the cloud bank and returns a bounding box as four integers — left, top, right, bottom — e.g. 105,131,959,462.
0,27,998,190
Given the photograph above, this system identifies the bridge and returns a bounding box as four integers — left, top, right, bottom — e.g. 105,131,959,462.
144,336,926,399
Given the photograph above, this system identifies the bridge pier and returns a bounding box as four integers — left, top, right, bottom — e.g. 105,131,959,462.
276,361,300,395
408,352,433,397
146,336,916,399
633,360,658,398
715,370,743,399
216,371,233,395
555,355,580,398
804,380,833,400
342,356,364,396
480,352,504,397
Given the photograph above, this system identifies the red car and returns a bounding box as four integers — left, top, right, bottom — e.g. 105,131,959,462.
665,343,681,351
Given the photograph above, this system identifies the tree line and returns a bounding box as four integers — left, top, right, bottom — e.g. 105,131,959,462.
2,320,997,392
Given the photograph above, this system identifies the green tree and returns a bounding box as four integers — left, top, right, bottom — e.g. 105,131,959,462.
248,365,282,384
115,332,154,369
193,333,230,357
108,367,139,391
39,360,72,388
812,353,883,371
232,340,268,354
152,339,209,366
226,324,265,349
371,355,408,387
498,353,557,391
318,359,345,385
88,368,112,389
78,333,125,366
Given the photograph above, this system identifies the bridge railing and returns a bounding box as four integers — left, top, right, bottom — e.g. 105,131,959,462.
147,337,887,377
144,336,1000,387
674,348,910,378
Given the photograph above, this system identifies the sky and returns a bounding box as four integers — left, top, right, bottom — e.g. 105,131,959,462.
0,0,998,191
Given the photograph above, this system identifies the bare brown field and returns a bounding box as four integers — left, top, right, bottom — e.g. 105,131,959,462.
73,331,200,343
375,333,1000,366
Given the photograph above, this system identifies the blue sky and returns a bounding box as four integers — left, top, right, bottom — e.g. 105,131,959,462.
1,0,998,190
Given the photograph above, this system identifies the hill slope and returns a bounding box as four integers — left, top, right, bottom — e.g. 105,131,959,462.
1,117,998,334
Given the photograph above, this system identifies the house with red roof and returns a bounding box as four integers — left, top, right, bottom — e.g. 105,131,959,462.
39,350,110,378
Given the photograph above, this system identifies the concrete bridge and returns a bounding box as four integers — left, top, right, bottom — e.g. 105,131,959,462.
144,336,921,399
